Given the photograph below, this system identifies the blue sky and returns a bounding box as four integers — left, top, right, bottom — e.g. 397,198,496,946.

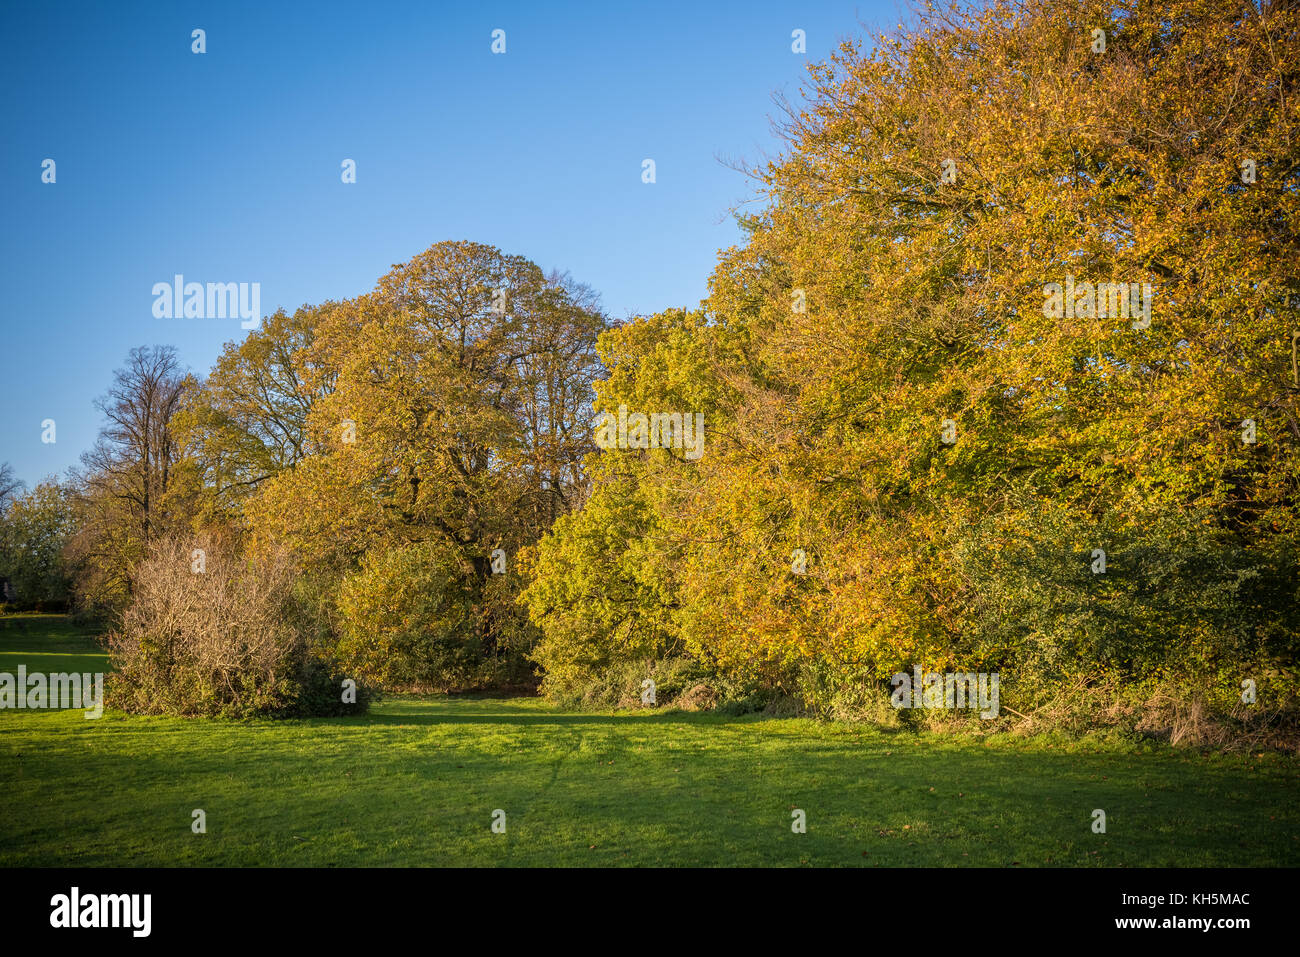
0,0,890,487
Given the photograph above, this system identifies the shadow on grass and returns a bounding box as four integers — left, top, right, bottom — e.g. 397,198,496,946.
6,714,1296,867
360,707,745,727
357,698,914,732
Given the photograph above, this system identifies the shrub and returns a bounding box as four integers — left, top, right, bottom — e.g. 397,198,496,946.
106,534,371,718
335,540,535,692
540,656,716,711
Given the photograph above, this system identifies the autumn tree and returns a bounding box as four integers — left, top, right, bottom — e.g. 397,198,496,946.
526,0,1300,722
247,241,608,687
175,304,337,522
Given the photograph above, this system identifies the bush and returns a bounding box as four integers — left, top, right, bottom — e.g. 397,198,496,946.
106,534,371,718
949,498,1300,712
335,540,535,692
540,656,715,711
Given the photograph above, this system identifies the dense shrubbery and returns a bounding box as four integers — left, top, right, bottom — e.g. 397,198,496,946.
106,536,372,718
335,540,535,691
948,497,1300,710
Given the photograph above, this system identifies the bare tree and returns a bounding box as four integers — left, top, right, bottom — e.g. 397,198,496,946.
0,462,23,513
67,346,190,606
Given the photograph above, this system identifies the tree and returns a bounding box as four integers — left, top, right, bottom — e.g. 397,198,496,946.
0,479,75,609
245,241,609,687
66,346,191,609
525,0,1300,717
0,463,22,511
176,304,336,520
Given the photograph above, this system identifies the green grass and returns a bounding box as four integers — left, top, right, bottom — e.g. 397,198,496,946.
1,614,1297,867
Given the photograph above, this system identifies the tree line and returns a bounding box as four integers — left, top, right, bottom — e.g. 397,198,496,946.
3,0,1297,735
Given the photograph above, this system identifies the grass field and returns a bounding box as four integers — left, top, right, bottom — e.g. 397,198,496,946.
1,614,1297,867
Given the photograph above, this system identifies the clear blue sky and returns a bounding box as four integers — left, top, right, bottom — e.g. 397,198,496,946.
1,0,891,488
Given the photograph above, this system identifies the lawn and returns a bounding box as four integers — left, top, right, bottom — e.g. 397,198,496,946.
1,614,1297,867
